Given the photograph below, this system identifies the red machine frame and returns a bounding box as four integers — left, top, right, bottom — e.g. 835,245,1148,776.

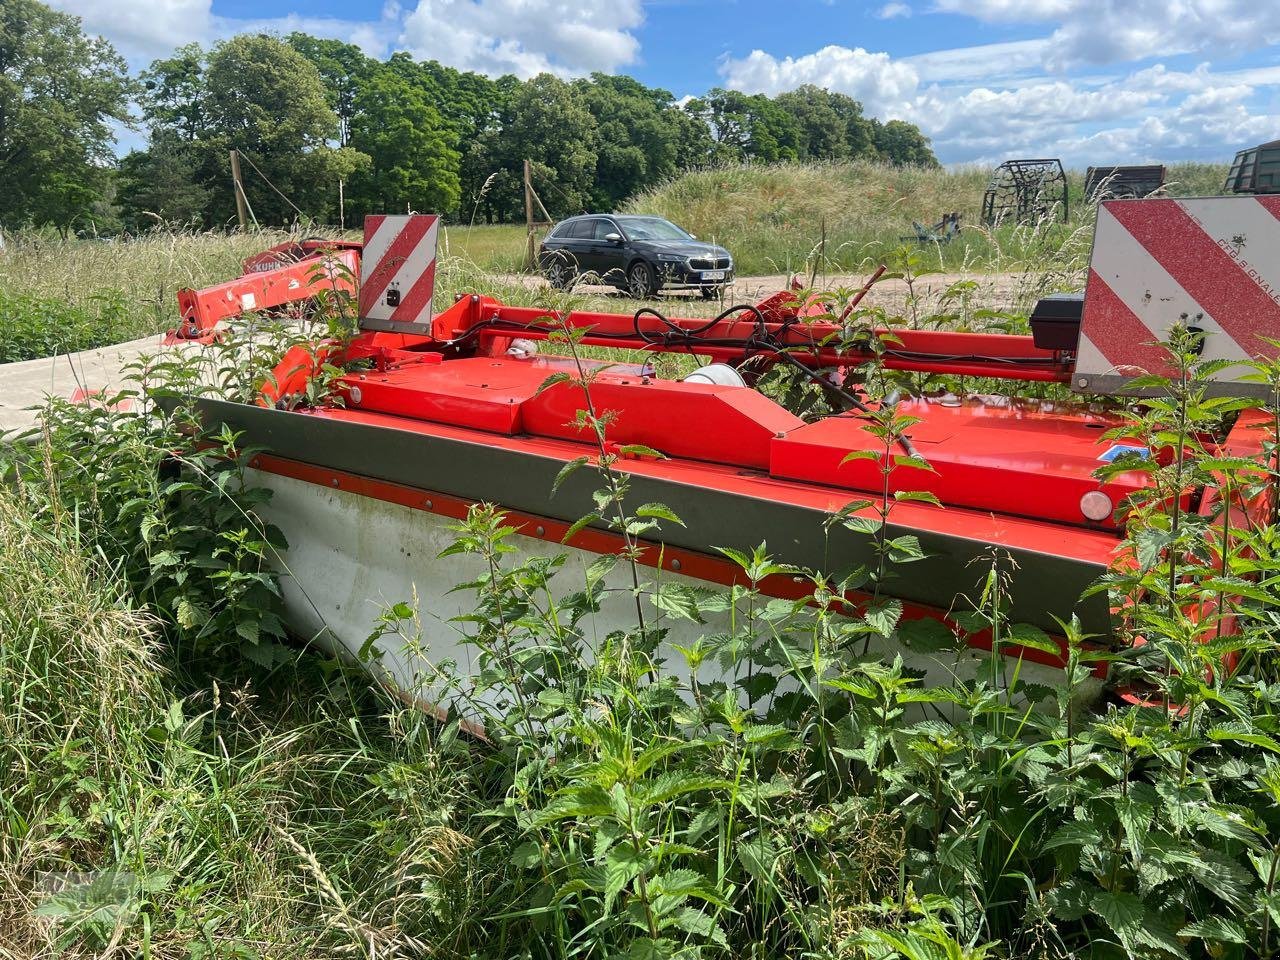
167,241,361,345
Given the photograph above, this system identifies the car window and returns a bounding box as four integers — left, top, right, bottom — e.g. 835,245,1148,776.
567,219,594,240
549,221,571,238
591,220,618,241
615,217,691,241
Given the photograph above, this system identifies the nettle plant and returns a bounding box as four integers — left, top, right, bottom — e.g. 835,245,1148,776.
366,308,1280,959
363,297,1021,958
3,308,341,668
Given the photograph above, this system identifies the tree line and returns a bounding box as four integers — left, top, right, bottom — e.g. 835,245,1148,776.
1,0,939,236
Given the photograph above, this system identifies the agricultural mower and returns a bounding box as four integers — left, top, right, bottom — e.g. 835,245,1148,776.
166,236,362,344
175,198,1279,712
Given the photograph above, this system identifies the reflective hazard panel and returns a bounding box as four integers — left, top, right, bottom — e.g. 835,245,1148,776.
1074,196,1280,397
359,214,439,333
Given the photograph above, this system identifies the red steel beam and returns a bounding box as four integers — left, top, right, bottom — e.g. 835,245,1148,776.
422,295,1071,383
168,249,359,344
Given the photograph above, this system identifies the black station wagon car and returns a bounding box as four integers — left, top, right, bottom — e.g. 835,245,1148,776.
538,214,734,298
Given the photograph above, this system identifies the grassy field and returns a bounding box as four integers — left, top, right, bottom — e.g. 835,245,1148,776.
5,148,1280,956
0,160,1231,365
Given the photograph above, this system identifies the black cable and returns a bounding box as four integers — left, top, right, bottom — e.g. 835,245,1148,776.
752,342,918,457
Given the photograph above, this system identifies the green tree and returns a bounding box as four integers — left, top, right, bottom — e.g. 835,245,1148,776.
773,85,875,160
465,74,598,222
200,34,368,226
684,88,802,164
459,73,520,223
346,62,461,217
115,130,211,231
138,43,206,142
0,0,131,235
576,74,691,210
286,34,372,146
872,118,939,167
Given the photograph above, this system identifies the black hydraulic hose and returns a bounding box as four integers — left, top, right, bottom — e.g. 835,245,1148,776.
764,345,918,458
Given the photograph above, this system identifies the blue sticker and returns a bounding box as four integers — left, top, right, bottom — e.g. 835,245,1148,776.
1099,444,1150,463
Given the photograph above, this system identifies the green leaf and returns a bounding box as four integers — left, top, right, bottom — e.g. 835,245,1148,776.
1177,916,1246,944
737,832,779,883
1005,623,1061,656
561,512,601,543
623,937,675,960
892,454,936,473
670,906,726,945
511,841,542,869
863,598,903,638
635,502,684,525
897,617,955,653
1091,889,1145,955
617,443,667,459
840,449,881,464
1208,726,1280,754
893,489,943,507
652,582,706,622
551,456,589,494
638,773,732,807
605,843,643,912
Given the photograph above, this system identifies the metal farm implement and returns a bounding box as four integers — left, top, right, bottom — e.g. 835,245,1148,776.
177,198,1280,711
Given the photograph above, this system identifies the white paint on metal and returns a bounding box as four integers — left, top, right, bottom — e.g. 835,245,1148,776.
253,470,1093,719
1075,196,1280,393
366,218,439,323
1178,197,1280,300
357,216,397,289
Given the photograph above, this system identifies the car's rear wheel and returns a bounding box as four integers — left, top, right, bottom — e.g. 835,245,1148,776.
627,260,657,299
542,254,574,291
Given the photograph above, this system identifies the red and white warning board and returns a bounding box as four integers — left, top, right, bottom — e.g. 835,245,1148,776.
359,214,439,332
1075,196,1280,395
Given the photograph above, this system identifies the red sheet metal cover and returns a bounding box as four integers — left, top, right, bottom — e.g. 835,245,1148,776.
770,396,1148,528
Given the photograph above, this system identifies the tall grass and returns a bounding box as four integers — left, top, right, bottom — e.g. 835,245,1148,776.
627,159,1231,276
0,455,496,958
0,230,305,362
0,160,1234,363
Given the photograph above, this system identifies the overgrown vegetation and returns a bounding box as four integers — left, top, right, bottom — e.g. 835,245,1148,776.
5,262,1280,957
629,159,1230,275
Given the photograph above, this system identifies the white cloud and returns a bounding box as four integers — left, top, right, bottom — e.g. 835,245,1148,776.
47,0,214,62
398,0,643,78
876,2,911,19
51,0,639,79
904,39,1048,83
719,46,920,111
719,41,1280,167
49,0,401,65
931,0,1280,70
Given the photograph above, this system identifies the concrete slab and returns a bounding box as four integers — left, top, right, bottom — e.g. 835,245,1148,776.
0,334,178,436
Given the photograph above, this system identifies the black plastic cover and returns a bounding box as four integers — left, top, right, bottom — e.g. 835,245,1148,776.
1029,292,1083,351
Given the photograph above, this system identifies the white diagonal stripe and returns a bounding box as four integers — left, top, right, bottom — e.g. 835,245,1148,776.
364,219,439,322
1176,197,1280,307
359,216,398,290
1086,204,1249,364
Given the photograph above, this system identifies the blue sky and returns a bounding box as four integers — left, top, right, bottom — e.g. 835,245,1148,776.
50,0,1280,167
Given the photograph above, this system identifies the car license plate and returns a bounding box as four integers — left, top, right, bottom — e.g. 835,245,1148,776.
701,270,726,281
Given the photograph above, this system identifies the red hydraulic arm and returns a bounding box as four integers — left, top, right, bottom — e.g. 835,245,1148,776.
415,292,1073,384
168,248,360,345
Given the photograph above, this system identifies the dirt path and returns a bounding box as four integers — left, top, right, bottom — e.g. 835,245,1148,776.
499,269,1040,315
